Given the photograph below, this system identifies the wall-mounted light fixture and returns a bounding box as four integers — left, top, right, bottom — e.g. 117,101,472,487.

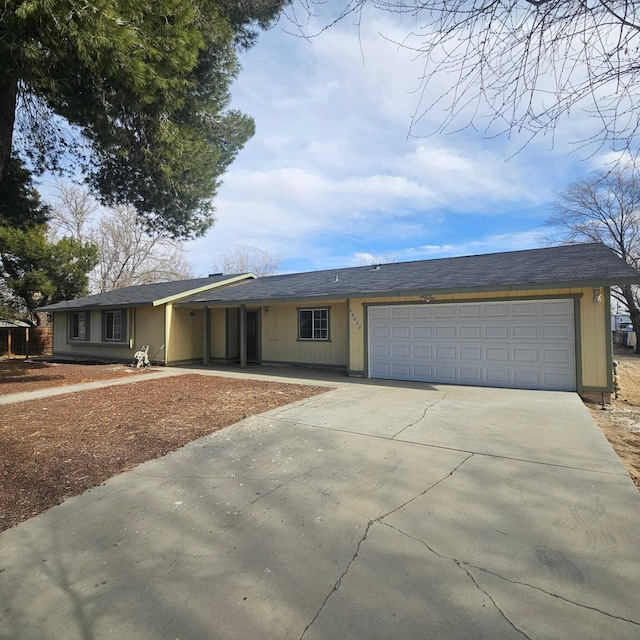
593,287,602,304
420,294,436,304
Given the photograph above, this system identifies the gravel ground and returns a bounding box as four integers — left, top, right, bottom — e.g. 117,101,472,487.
587,349,640,490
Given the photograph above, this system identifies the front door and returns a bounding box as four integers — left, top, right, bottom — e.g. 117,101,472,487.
246,310,260,362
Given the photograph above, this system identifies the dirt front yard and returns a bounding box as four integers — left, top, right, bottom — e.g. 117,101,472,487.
0,359,148,394
0,372,329,532
587,349,640,489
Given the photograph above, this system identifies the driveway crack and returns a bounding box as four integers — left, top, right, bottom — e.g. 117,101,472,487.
392,393,448,439
298,457,474,637
382,522,640,628
379,452,474,520
457,561,532,639
298,520,374,639
463,563,640,626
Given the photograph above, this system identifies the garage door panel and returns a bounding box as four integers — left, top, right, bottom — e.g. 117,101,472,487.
542,348,572,364
436,346,456,359
434,366,456,380
435,306,455,318
460,347,482,360
513,325,538,339
413,364,433,377
486,369,510,385
542,300,571,315
370,307,391,320
411,306,431,319
371,326,390,338
413,345,432,358
371,344,390,357
543,325,570,339
460,326,481,339
391,363,411,376
459,367,483,382
435,326,456,339
371,362,391,375
485,304,508,317
513,370,539,386
459,305,481,317
486,347,509,362
485,326,508,339
543,372,574,388
368,300,576,391
513,348,539,363
512,302,537,316
391,307,410,319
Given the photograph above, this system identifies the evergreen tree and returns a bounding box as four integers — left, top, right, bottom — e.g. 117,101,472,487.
0,1,285,239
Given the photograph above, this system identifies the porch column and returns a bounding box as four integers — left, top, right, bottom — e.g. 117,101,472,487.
203,307,210,366
239,304,247,369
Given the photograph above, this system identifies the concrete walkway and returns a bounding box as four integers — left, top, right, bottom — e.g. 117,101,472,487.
0,371,639,639
0,367,192,405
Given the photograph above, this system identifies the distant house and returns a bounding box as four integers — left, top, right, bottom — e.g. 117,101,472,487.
40,243,640,401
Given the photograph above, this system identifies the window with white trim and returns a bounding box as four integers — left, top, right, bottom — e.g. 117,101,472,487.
298,308,329,340
69,311,88,340
103,310,125,341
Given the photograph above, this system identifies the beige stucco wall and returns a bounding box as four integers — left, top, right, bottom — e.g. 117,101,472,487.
347,288,611,391
260,301,349,367
166,304,204,364
227,308,239,359
209,308,227,360
52,306,165,361
134,306,166,362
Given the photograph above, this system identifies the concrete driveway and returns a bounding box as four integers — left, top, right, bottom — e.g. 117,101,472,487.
1,377,639,639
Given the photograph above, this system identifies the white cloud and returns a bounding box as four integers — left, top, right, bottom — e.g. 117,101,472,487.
342,230,548,266
185,9,600,276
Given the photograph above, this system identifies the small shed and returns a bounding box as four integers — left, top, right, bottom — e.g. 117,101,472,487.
0,321,53,357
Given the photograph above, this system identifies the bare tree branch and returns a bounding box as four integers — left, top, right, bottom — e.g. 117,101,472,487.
547,165,640,351
50,185,193,292
292,1,640,154
212,245,282,277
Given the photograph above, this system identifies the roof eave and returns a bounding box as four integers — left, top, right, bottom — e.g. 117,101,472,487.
40,301,156,312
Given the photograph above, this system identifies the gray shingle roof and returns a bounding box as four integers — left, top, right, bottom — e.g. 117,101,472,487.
39,274,248,311
180,243,640,306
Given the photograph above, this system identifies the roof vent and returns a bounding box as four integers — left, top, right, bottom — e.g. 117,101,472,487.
334,274,339,282
209,273,223,277
369,265,381,271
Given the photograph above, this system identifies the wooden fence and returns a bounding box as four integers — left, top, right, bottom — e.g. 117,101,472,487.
0,326,53,357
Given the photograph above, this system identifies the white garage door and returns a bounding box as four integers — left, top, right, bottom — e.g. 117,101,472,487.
368,300,576,391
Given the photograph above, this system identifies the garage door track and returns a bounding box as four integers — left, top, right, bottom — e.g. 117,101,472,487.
1,379,639,639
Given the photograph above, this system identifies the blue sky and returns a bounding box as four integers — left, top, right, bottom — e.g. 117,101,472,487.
180,9,616,275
